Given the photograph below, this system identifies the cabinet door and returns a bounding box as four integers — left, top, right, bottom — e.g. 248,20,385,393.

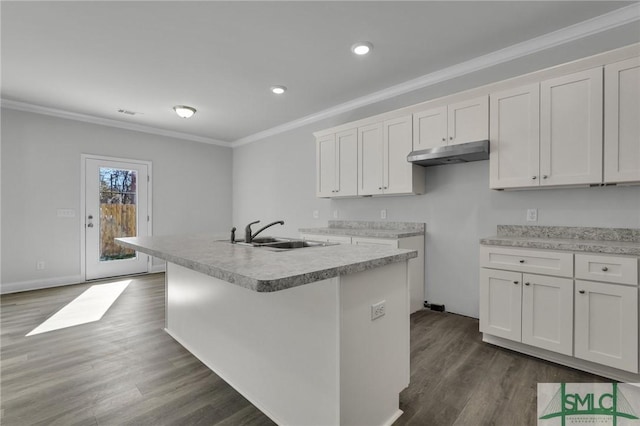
489,84,540,189
521,274,573,356
604,57,640,184
316,134,336,198
335,128,358,197
479,269,522,341
574,280,638,373
384,115,414,194
540,68,603,186
358,122,384,196
412,106,447,150
447,96,489,145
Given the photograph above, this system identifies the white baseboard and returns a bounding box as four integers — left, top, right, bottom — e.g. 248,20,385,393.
149,263,166,273
483,334,640,383
1,274,84,294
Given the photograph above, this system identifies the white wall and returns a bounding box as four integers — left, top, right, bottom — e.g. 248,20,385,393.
233,26,640,318
1,109,233,292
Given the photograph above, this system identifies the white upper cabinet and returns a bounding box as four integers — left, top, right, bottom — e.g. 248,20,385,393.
316,134,336,198
336,129,358,197
447,96,489,145
604,57,640,184
412,106,447,150
359,116,425,196
489,84,540,189
358,122,385,196
384,116,418,194
490,67,604,189
412,97,488,150
315,128,358,198
540,67,603,186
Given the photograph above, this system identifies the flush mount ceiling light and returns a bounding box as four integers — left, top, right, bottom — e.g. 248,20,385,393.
173,105,196,118
270,85,287,95
351,41,373,56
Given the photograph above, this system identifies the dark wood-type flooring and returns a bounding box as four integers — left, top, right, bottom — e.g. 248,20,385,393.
1,274,607,425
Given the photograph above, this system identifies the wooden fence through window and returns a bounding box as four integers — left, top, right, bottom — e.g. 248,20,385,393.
100,204,137,260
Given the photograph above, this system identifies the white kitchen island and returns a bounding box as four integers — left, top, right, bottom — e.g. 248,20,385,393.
117,234,417,426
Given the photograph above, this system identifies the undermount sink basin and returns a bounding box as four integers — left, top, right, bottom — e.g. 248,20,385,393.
233,237,339,250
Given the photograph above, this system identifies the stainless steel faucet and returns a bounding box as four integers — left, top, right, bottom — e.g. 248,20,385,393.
244,220,285,243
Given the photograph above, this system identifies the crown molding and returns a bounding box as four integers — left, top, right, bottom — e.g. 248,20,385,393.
0,99,232,148
233,3,640,147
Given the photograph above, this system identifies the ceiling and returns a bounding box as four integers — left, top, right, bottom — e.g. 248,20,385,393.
1,1,637,145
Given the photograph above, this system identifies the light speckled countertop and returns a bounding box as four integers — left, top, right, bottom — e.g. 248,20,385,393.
480,225,640,256
300,220,425,239
117,234,417,292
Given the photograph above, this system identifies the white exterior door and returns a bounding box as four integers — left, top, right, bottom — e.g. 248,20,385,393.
540,68,603,186
604,57,640,183
479,268,522,341
489,84,540,189
85,157,150,280
521,273,573,356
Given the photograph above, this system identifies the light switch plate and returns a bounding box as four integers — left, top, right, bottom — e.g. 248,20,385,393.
312,210,319,219
527,209,538,222
380,209,387,220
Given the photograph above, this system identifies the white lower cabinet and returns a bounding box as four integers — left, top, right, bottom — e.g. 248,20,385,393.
480,246,640,377
301,233,425,314
574,279,638,373
480,269,573,355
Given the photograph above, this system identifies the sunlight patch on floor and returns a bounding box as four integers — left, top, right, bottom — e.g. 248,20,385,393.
26,280,131,336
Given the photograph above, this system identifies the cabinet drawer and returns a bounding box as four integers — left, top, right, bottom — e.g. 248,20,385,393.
300,234,352,244
575,254,638,285
351,237,399,248
480,246,573,277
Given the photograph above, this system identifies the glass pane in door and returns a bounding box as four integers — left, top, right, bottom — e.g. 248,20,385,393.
99,167,137,261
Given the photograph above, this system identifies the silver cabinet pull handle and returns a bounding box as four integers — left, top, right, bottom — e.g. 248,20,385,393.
602,266,609,272
579,290,585,294
87,223,94,228
519,259,525,263
543,175,548,179
442,137,446,142
513,281,519,285
532,176,537,180
524,282,530,286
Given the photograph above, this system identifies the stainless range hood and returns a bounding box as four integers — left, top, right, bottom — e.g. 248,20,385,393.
407,140,489,167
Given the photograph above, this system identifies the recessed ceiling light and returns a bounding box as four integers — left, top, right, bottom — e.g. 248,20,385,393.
351,41,373,56
270,85,287,95
173,105,196,119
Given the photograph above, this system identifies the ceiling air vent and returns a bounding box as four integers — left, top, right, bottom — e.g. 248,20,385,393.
117,109,142,116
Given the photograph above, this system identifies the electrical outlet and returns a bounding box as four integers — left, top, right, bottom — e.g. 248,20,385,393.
312,210,319,219
371,300,386,320
36,261,45,270
526,208,538,222
380,209,387,220
333,210,338,219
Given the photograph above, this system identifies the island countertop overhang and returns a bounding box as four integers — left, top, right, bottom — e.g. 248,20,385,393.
116,234,417,292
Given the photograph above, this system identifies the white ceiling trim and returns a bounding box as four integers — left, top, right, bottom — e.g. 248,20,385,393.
233,3,640,148
0,99,232,147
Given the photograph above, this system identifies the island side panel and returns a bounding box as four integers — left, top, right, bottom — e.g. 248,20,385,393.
165,263,340,426
339,260,410,426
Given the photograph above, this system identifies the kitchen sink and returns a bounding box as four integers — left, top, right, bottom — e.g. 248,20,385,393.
232,237,339,250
